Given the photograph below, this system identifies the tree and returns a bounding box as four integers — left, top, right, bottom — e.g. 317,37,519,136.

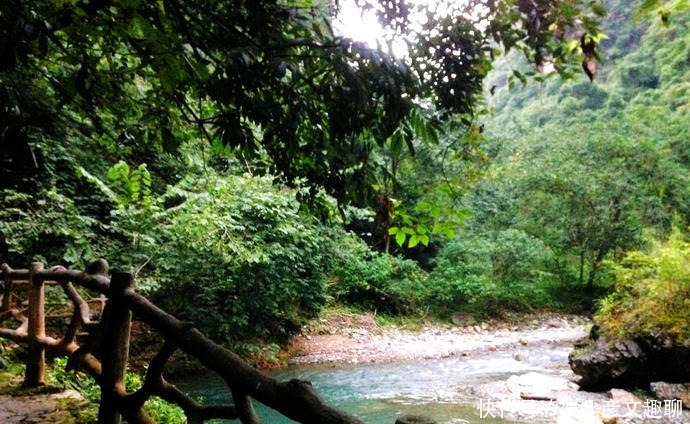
490,118,690,292
1,0,604,208
462,0,690,296
376,112,483,258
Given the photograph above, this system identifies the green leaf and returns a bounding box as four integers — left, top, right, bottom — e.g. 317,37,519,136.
640,0,661,12
419,234,430,246
402,227,415,235
567,39,581,53
77,167,118,203
390,130,404,156
590,2,607,17
408,235,419,248
395,231,407,247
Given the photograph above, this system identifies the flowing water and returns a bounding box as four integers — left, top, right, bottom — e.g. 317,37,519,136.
177,342,573,423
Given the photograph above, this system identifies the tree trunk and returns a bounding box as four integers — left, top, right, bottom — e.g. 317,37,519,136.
585,248,607,293
579,250,585,285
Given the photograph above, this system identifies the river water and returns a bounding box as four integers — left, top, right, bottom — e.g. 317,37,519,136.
178,342,573,423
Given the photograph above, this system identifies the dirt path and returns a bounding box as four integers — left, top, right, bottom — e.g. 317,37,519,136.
0,381,90,424
287,311,591,365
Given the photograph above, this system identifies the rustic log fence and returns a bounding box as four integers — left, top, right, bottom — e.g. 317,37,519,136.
0,260,362,424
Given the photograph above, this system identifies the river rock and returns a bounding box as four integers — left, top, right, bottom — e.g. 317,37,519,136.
395,414,436,424
451,312,476,326
650,382,690,409
507,372,579,400
569,327,690,390
607,388,642,404
513,351,527,361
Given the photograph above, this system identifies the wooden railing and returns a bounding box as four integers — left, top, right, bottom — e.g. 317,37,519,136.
0,260,362,424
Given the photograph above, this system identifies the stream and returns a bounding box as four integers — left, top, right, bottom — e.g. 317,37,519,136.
177,341,574,423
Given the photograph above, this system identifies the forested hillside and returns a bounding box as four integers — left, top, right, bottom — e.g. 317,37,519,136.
466,0,690,333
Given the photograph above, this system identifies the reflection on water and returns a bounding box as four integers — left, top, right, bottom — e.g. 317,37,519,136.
176,344,571,424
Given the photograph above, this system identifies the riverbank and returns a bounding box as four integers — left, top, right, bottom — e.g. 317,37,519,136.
286,311,689,424
3,311,588,424
287,310,590,365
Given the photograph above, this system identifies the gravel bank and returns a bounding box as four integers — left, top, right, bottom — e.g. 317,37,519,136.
288,312,590,365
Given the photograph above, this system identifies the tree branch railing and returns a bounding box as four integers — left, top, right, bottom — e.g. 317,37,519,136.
0,260,362,424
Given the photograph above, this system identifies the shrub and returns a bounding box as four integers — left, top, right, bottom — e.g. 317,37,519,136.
326,232,428,315
99,173,334,347
595,229,690,342
0,188,101,266
427,230,555,318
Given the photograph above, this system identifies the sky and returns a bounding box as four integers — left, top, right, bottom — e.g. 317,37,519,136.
334,0,480,57
335,0,409,56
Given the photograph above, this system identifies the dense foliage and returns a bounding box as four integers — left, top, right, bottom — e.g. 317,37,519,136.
426,0,690,319
1,0,689,360
427,229,556,317
596,229,690,342
88,170,336,345
326,232,427,315
0,0,603,206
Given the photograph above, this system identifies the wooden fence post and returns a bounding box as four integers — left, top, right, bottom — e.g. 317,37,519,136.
98,272,134,424
25,262,46,387
1,264,13,313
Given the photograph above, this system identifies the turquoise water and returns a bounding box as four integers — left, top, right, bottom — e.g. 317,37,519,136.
177,345,571,423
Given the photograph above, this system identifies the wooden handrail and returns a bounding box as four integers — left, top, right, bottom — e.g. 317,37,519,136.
0,260,363,424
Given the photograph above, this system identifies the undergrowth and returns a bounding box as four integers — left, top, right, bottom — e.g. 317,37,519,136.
595,229,690,342
47,357,186,424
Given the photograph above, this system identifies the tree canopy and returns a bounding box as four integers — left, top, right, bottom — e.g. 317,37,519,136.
1,0,604,206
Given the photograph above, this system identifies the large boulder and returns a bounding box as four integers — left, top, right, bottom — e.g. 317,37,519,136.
569,326,690,390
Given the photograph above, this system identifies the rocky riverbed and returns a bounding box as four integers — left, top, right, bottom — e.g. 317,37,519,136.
2,311,688,423
288,311,689,424
288,312,590,365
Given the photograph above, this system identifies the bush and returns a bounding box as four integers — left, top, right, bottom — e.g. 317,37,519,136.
99,173,334,347
326,232,428,315
427,230,556,318
47,357,185,423
491,229,553,286
595,229,690,342
0,188,101,266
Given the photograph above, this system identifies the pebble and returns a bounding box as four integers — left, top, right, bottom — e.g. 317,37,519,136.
290,313,589,366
